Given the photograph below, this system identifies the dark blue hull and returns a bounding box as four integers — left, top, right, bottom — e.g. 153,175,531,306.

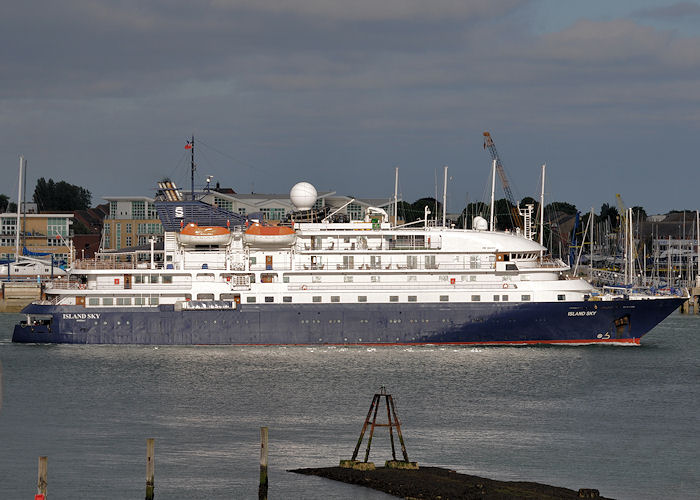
12,298,684,345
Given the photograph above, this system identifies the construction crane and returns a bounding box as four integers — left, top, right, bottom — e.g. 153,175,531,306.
483,131,522,230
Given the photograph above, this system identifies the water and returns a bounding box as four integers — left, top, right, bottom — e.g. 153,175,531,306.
1,312,698,499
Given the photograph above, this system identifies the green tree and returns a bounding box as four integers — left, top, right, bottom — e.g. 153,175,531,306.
631,206,647,221
545,201,577,216
410,197,442,223
457,201,488,228
0,194,9,213
33,178,92,211
599,203,619,229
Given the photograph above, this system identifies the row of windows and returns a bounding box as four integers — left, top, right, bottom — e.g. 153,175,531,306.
214,197,233,212
133,275,173,284
244,294,534,303
109,201,157,220
137,223,163,235
262,208,286,220
88,297,159,306
47,217,69,238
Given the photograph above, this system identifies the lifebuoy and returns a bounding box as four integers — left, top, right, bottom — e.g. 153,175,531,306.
502,283,508,289
302,285,308,290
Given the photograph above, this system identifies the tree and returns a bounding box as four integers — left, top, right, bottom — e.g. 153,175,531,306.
493,198,515,230
457,202,488,228
631,206,647,221
0,194,9,213
545,201,577,216
410,197,442,223
33,178,92,211
599,203,619,229
395,201,414,222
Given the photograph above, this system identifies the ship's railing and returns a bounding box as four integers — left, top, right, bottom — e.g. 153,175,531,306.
292,262,492,271
72,259,163,270
45,280,84,290
536,257,566,268
297,242,443,252
250,264,293,271
288,282,521,291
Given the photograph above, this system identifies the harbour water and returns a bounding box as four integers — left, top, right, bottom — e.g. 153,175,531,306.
0,312,697,499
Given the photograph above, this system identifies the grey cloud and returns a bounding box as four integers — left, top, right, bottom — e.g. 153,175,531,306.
1,0,526,99
2,1,700,214
634,2,700,19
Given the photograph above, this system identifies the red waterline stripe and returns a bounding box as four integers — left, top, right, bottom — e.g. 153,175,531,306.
196,338,641,346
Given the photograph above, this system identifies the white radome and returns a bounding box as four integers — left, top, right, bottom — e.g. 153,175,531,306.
290,182,317,211
473,216,489,231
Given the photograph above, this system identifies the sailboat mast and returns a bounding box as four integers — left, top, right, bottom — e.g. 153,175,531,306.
15,156,24,261
490,159,496,231
590,206,594,279
442,165,448,228
393,167,399,227
696,210,700,287
539,164,545,248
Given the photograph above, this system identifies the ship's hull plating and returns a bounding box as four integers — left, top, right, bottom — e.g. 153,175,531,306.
12,298,683,345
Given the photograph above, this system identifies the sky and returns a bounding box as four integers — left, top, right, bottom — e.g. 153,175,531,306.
2,0,700,215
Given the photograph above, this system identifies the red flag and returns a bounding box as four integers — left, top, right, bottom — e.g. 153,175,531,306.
185,143,192,150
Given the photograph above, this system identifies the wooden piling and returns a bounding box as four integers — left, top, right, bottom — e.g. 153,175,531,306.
146,438,155,500
37,456,47,498
259,427,268,500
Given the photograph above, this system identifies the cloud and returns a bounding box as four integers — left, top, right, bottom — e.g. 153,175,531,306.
2,1,700,213
0,0,526,100
634,2,700,19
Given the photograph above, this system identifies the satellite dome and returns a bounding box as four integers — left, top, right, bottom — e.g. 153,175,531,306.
473,216,488,231
290,182,317,211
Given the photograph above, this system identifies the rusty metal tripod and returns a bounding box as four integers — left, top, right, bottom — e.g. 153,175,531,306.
351,387,409,463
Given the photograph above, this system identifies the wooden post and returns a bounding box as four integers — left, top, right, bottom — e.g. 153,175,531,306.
37,456,47,498
145,438,154,500
259,427,268,500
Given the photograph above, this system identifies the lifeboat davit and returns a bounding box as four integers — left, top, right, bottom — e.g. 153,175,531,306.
178,223,231,246
242,223,296,247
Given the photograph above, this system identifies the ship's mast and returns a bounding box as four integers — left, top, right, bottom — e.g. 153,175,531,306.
189,135,195,201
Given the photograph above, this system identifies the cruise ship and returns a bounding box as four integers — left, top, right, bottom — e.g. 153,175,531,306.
13,182,684,345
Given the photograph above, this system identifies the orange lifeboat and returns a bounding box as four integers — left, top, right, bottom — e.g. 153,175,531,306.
178,223,231,245
242,223,296,247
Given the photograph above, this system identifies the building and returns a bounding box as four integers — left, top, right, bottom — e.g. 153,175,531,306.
101,197,164,250
0,212,73,263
